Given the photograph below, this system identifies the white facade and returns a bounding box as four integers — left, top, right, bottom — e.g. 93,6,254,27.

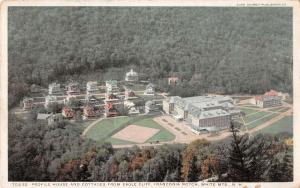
23,97,34,110
144,83,155,95
67,82,80,95
106,80,119,94
125,69,139,82
45,95,58,108
86,81,99,95
49,83,61,95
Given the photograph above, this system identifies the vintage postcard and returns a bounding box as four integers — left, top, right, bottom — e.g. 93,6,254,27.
0,0,299,188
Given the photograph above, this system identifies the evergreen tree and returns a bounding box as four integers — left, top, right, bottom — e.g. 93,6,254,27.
227,124,271,182
269,150,293,182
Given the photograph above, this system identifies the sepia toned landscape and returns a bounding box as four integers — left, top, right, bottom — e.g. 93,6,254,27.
8,7,293,182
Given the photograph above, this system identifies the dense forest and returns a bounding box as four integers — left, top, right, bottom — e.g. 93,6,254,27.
8,7,292,108
8,114,293,182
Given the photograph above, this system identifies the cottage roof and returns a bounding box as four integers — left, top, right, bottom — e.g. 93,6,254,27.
68,82,79,86
126,69,138,76
264,90,278,97
62,106,74,117
87,81,97,86
146,83,155,89
49,83,60,88
255,95,281,102
198,109,229,119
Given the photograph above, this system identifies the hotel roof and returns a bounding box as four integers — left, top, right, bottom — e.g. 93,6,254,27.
168,95,233,119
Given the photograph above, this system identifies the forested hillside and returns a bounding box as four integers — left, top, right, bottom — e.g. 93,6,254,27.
8,7,292,106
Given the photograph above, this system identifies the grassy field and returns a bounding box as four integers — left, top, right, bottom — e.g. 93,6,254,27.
135,91,145,95
105,137,136,145
277,107,290,113
257,116,293,135
240,107,260,116
241,105,260,108
267,107,290,113
135,118,175,142
85,116,133,141
247,113,278,130
268,107,285,112
244,111,270,124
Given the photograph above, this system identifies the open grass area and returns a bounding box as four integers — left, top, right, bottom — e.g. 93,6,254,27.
239,107,259,116
268,107,284,112
135,118,175,142
244,111,270,124
237,103,253,106
247,113,278,130
85,116,133,141
135,90,145,95
267,107,290,113
242,105,260,108
105,137,136,145
277,107,290,113
257,116,293,135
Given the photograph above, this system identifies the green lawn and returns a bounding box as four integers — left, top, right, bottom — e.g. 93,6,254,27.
247,113,278,130
244,111,270,124
268,107,285,112
242,105,260,108
257,116,293,135
105,137,136,145
135,91,145,95
239,107,259,116
134,118,175,142
85,116,133,141
277,108,290,113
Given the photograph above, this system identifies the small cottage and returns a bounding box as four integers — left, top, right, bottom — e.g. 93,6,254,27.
23,97,34,110
105,80,119,94
124,88,138,100
125,69,139,82
168,77,179,86
144,83,155,95
104,102,118,117
44,95,58,108
67,82,80,95
62,106,75,118
83,105,96,118
86,81,99,95
48,83,61,95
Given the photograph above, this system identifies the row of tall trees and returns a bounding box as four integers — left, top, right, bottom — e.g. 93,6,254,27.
8,113,293,182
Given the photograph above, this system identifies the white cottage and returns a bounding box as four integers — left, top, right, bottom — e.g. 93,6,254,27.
125,69,139,82
86,81,99,95
144,83,155,95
